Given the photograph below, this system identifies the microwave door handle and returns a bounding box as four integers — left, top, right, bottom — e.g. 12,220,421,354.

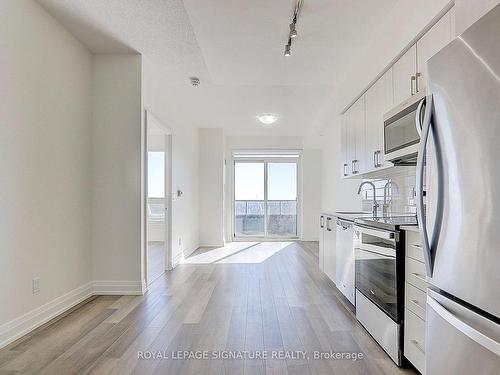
415,97,426,136
416,94,435,277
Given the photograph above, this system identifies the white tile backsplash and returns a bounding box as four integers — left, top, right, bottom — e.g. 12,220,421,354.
361,166,419,214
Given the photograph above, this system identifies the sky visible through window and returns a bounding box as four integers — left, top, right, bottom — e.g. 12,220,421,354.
148,151,165,198
234,162,297,200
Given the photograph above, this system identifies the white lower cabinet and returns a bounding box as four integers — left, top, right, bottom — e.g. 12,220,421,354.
319,214,336,283
335,218,355,305
404,229,428,374
323,216,336,282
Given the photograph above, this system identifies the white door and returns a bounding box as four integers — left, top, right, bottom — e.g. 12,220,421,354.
416,10,453,92
393,44,417,105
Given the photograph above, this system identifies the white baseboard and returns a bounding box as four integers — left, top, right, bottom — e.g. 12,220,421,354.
92,280,144,295
301,237,319,242
172,252,185,268
0,282,93,349
0,279,146,349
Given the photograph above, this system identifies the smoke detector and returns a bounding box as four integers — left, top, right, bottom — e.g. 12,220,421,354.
189,77,200,86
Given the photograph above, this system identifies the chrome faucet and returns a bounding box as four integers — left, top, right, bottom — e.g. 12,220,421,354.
383,181,399,216
358,181,379,217
383,181,391,216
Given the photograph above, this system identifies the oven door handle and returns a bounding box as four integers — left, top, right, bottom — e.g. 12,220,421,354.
354,225,396,241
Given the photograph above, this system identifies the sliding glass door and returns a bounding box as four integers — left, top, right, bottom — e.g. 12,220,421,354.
234,157,298,238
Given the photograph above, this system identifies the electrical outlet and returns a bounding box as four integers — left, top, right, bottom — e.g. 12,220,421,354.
32,277,40,295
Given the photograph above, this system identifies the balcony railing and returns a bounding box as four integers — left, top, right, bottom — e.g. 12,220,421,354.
234,200,297,237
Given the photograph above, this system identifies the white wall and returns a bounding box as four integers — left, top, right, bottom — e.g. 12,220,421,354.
91,54,143,290
142,58,200,262
0,0,92,341
199,128,225,247
301,149,322,241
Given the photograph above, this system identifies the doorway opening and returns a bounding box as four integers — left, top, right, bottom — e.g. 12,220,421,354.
232,152,300,240
145,111,172,286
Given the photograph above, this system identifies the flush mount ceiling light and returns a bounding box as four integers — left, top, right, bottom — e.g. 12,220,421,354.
257,114,279,125
283,0,303,56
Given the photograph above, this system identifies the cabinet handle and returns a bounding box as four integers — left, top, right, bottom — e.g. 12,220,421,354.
377,150,382,167
412,272,427,282
410,339,425,354
373,151,377,168
416,72,421,92
410,75,416,95
411,299,423,308
343,163,348,176
320,216,325,228
352,160,359,174
326,217,332,231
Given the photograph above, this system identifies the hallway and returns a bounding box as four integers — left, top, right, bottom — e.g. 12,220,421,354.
0,242,415,374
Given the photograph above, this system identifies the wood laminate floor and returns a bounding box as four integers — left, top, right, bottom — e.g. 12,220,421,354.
148,242,165,285
0,241,417,375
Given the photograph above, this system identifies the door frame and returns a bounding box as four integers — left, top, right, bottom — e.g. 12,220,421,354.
231,151,302,241
143,110,173,288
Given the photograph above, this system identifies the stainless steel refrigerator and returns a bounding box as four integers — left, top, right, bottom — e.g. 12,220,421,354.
415,3,500,374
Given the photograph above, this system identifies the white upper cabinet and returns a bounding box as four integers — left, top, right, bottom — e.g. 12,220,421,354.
340,7,455,178
393,44,417,105
365,68,394,171
350,96,366,175
340,115,349,177
416,11,453,92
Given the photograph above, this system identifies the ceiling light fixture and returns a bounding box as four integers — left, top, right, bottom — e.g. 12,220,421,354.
257,114,279,125
283,0,303,57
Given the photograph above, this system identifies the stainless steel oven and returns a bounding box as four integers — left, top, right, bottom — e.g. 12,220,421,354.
354,223,405,365
383,90,426,164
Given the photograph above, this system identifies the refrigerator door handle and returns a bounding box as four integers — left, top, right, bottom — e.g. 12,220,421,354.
427,296,500,356
416,94,434,276
415,97,425,136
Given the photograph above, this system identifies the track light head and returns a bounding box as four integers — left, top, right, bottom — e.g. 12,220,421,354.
289,23,297,38
284,43,291,56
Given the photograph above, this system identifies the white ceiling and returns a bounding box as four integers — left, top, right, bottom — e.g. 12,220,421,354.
37,0,398,136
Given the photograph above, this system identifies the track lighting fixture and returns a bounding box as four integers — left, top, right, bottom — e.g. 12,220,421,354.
289,22,297,38
284,39,291,56
283,0,303,56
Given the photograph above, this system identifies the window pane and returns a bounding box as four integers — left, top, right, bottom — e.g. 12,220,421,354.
148,151,165,198
234,162,264,200
267,162,297,236
267,163,297,200
234,162,264,236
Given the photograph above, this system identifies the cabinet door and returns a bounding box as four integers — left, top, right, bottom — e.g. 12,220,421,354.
340,115,349,177
365,69,394,171
323,216,336,282
350,96,365,175
345,106,356,176
319,216,325,271
417,10,452,92
393,44,417,105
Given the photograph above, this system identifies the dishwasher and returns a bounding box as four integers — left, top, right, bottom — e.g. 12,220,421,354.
335,218,355,306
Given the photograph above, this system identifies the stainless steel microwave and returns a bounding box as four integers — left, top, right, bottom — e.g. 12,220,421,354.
383,91,426,164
